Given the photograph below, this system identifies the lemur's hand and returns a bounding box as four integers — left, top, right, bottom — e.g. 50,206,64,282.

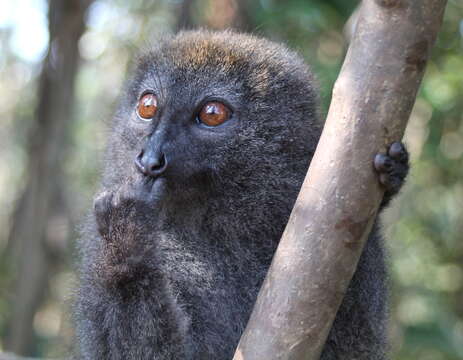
93,180,158,288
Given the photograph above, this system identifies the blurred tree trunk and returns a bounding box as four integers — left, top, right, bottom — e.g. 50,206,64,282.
0,352,50,360
176,0,195,31
5,0,93,355
175,0,252,32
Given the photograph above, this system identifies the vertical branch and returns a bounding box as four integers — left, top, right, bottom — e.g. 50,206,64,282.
233,0,447,359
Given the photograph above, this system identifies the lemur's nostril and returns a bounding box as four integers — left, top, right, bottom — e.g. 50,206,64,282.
135,150,145,173
135,149,168,177
150,153,166,171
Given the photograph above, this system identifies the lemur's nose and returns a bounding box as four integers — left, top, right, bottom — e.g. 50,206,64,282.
135,148,168,177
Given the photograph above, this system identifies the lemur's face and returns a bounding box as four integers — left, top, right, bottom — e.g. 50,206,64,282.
104,31,319,207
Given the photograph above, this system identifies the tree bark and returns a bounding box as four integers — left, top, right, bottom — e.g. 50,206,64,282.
5,0,93,355
233,1,447,359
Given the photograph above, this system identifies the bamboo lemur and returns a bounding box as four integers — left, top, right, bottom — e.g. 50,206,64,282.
75,30,409,359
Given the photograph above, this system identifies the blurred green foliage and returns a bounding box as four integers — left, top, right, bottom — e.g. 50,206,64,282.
0,0,462,358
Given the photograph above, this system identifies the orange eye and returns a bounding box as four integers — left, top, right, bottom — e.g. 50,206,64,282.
137,93,158,120
198,102,231,127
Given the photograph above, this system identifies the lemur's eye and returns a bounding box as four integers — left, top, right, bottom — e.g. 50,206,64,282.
137,93,158,120
198,102,231,127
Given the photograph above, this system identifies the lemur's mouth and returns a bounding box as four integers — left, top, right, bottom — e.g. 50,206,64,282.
146,176,167,200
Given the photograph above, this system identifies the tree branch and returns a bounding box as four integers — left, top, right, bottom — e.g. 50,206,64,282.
233,0,447,359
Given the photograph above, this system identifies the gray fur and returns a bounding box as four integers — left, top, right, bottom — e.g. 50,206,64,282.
75,30,394,360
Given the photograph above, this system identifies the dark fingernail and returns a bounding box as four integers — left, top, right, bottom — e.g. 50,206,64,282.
374,154,391,170
388,142,404,158
379,173,390,186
